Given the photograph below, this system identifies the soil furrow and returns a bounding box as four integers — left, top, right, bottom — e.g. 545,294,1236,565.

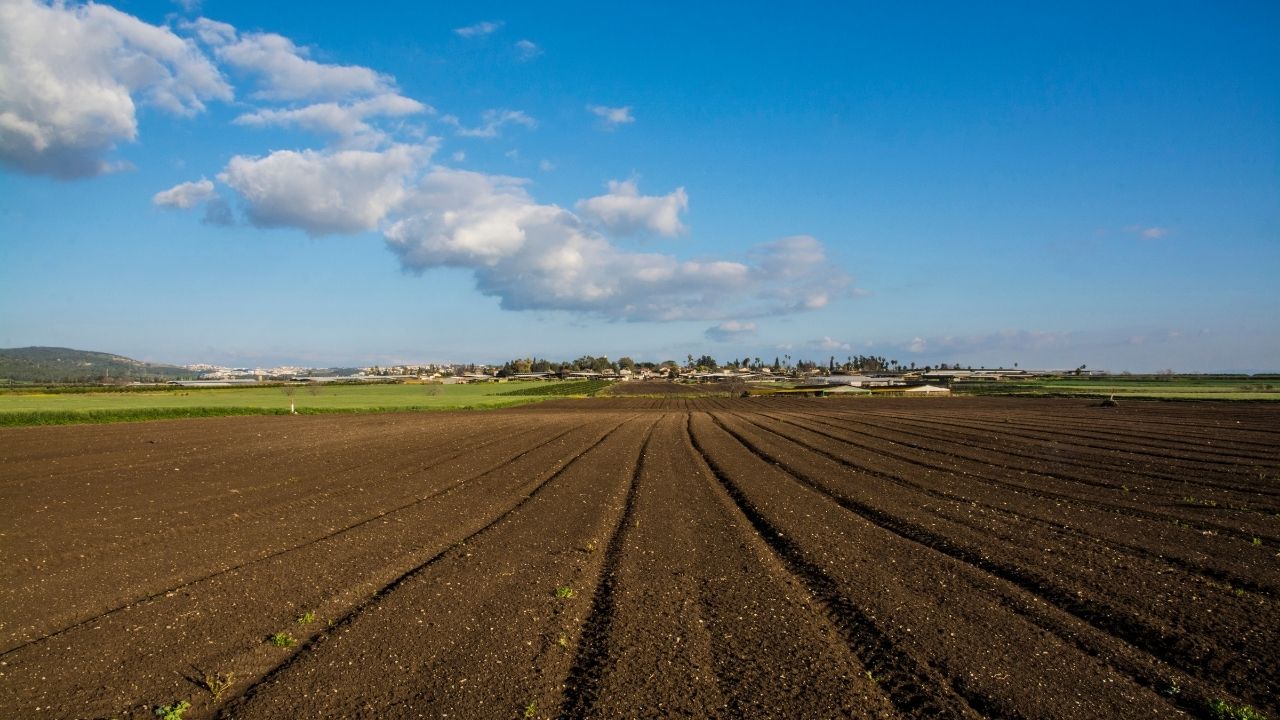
687,414,984,719
842,410,1280,496
712,412,1278,713
557,421,656,719
740,410,1279,597
220,415,643,719
766,410,1280,545
0,421,588,656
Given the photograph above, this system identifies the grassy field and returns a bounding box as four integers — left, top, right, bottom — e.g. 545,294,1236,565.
955,376,1280,401
0,381,607,426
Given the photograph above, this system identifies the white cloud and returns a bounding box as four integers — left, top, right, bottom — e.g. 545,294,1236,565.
587,104,634,129
442,109,536,139
454,21,502,38
183,17,235,46
907,337,927,353
0,0,231,178
538,159,555,172
383,168,847,322
706,321,758,343
214,31,392,101
514,39,542,61
234,93,429,148
576,179,688,237
218,144,432,236
451,151,466,163
153,178,216,208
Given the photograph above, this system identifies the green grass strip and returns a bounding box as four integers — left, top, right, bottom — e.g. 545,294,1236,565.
0,399,545,427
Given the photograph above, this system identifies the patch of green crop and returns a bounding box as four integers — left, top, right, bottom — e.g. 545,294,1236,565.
1208,699,1268,720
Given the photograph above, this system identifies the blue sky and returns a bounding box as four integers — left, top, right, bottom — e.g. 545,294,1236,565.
1,1,1277,371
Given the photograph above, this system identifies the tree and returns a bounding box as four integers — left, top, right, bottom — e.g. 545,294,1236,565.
618,356,636,371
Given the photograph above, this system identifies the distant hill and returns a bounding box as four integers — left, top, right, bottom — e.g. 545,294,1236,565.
0,347,193,383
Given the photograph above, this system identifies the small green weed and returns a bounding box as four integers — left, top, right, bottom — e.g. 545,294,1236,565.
1253,537,1263,547
296,610,317,625
556,633,569,648
1208,699,1268,720
523,699,538,718
201,670,234,701
154,700,190,720
554,586,576,599
269,631,296,648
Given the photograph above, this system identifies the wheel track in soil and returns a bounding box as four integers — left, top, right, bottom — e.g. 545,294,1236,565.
0,420,590,659
686,413,984,719
557,420,657,719
762,410,1280,545
219,414,643,717
738,410,1279,597
707,411,1272,715
5,399,1277,719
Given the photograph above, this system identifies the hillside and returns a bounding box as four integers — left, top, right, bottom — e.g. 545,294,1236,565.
0,347,192,383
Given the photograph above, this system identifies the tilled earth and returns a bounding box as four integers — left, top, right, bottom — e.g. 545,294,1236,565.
1,397,1277,719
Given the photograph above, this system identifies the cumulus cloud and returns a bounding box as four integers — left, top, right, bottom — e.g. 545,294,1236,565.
454,21,502,38
218,144,431,235
213,30,392,101
0,0,231,178
153,178,216,208
234,93,429,148
379,168,848,321
514,39,542,61
587,104,634,129
706,321,758,343
441,109,536,138
576,179,688,237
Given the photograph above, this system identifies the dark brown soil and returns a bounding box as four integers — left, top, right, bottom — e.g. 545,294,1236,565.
1,398,1277,719
600,379,746,396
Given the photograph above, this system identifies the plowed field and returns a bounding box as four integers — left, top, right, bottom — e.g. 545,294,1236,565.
1,398,1277,719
